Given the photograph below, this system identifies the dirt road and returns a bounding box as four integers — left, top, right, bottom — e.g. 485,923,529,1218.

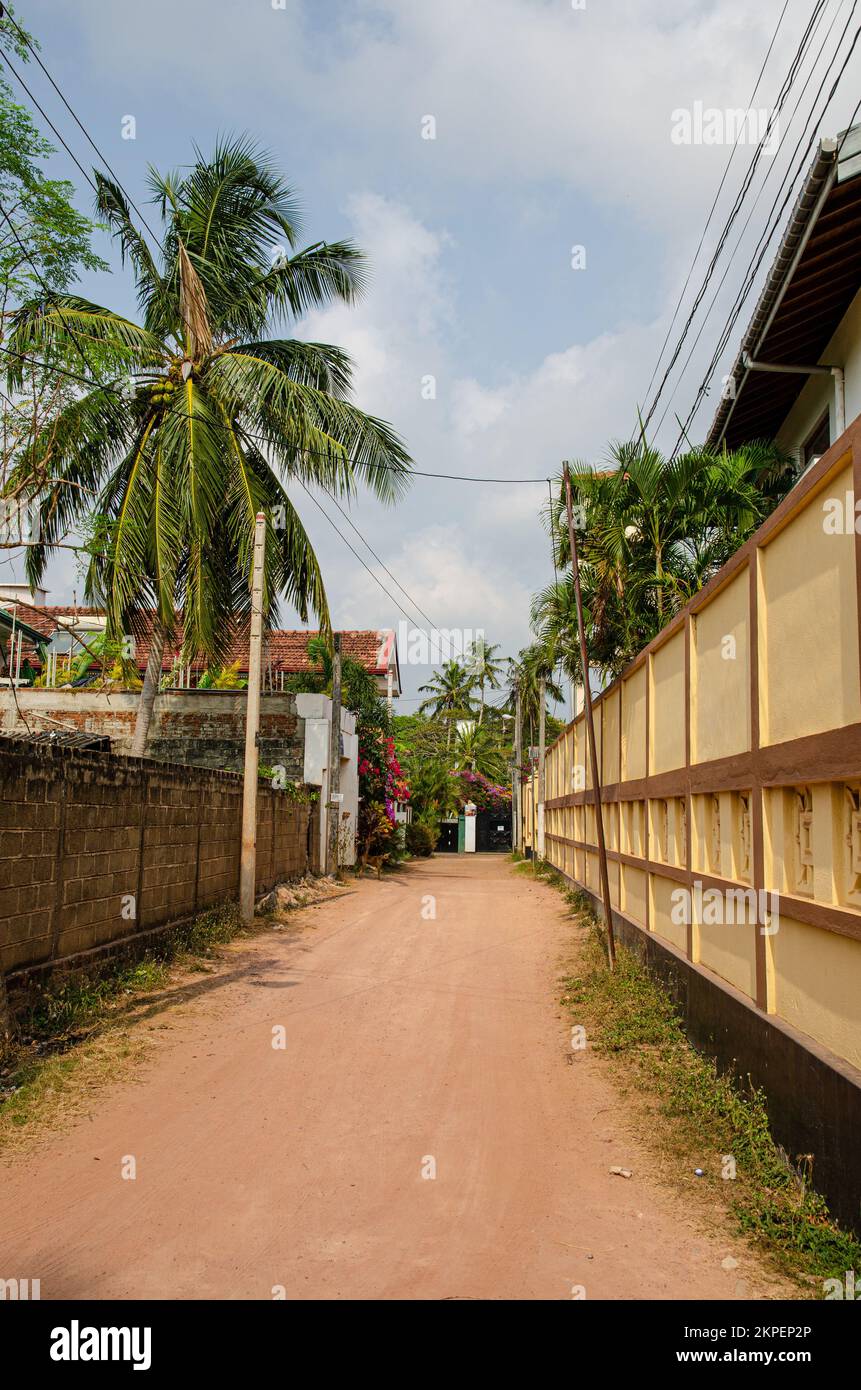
1,856,782,1300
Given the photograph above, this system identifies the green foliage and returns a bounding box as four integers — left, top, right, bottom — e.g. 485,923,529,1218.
256,765,313,801
6,135,412,673
284,634,383,720
0,9,110,500
198,660,247,689
0,13,108,304
405,820,437,856
418,660,476,724
534,440,796,680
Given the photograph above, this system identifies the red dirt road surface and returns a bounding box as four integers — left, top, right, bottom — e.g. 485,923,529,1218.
0,856,785,1300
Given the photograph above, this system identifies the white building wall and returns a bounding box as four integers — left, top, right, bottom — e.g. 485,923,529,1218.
295,692,359,868
776,284,861,459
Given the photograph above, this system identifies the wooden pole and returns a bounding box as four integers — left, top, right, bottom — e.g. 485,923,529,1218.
563,465,616,968
240,512,266,923
514,684,523,854
327,633,342,876
537,674,546,861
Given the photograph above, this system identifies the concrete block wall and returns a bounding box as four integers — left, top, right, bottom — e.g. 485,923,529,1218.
0,689,306,779
0,742,313,977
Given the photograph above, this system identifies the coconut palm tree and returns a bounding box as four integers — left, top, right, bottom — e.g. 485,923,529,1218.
6,137,411,753
285,634,383,716
453,719,507,780
418,659,476,746
466,636,505,725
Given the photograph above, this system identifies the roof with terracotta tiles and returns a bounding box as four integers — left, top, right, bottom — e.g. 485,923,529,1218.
4,604,397,679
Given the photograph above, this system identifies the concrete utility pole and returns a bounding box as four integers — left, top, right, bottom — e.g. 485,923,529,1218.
563,465,615,968
537,674,546,861
239,512,266,924
327,632,342,875
514,683,523,854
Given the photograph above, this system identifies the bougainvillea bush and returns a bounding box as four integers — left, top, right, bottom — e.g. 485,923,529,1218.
358,729,410,859
449,768,511,813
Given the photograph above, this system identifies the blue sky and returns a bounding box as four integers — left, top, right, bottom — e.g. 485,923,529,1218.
6,0,861,705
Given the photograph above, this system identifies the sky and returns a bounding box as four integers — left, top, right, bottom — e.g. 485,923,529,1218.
5,0,861,708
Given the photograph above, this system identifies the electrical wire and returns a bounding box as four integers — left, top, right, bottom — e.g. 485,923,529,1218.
640,0,829,436
634,0,792,432
651,0,850,443
672,3,861,452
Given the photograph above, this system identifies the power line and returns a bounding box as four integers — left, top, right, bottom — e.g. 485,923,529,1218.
0,48,99,196
652,0,849,443
672,3,861,452
0,19,542,649
0,12,550,487
0,11,163,252
639,0,829,436
0,197,108,385
0,343,550,483
294,478,427,635
634,0,792,430
319,485,451,644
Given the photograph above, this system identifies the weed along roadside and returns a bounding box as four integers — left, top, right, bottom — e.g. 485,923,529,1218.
513,856,861,1291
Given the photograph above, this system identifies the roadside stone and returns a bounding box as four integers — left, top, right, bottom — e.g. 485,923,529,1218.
256,874,342,917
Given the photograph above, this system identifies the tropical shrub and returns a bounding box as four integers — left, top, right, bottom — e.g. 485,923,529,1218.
405,821,437,857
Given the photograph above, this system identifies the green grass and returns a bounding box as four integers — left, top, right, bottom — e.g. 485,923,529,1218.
528,858,861,1288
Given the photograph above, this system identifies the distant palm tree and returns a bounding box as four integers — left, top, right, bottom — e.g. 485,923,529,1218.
466,637,505,725
419,659,476,746
7,136,411,753
453,720,507,780
535,439,793,679
285,635,383,716
503,647,562,736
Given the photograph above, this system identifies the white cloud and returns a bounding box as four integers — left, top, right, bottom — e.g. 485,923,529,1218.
285,192,663,681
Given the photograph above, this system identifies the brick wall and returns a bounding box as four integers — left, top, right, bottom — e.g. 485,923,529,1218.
0,742,313,977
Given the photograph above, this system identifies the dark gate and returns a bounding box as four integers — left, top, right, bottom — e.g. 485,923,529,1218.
475,810,511,853
436,820,459,853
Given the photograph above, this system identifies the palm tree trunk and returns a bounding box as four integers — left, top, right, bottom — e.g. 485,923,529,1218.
478,681,485,726
131,619,166,758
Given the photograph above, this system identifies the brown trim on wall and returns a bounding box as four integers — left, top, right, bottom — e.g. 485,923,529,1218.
773,892,861,944
567,873,861,1238
758,722,861,784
